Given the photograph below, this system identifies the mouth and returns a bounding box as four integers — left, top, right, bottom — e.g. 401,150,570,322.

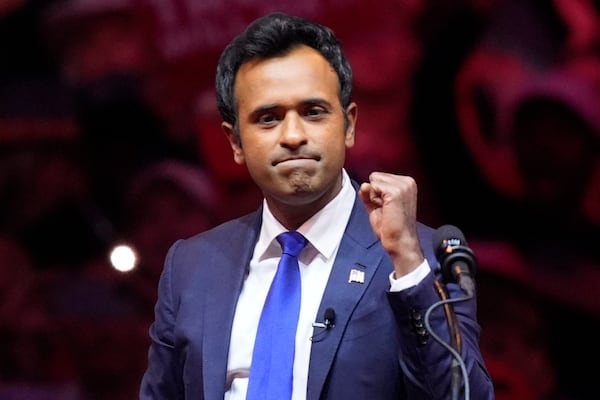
272,154,320,166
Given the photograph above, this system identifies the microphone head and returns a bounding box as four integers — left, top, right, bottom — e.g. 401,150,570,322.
432,224,467,249
433,224,477,283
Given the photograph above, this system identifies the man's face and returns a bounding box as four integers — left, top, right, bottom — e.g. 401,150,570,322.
223,45,356,210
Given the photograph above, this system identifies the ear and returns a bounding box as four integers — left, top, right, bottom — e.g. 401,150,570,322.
222,122,245,165
344,102,358,148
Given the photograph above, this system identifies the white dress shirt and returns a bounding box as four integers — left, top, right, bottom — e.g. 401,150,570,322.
225,169,430,399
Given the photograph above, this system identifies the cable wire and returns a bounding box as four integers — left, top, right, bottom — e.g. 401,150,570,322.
424,291,472,400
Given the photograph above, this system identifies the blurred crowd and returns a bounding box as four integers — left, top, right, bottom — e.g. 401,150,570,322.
0,0,598,399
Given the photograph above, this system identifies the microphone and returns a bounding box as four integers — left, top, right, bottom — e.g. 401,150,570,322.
433,225,477,297
312,307,336,329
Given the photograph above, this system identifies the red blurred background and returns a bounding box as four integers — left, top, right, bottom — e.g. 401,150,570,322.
1,0,598,399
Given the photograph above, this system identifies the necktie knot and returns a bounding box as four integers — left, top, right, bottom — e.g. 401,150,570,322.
277,231,307,258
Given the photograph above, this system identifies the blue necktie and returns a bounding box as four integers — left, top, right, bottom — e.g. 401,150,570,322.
246,231,307,400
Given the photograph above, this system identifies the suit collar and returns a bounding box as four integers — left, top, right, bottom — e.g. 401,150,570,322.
201,209,263,399
306,194,383,399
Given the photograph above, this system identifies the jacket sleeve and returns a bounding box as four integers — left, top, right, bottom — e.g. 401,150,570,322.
139,240,184,400
387,270,495,399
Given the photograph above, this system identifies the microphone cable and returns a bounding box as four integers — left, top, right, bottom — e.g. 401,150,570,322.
425,281,472,400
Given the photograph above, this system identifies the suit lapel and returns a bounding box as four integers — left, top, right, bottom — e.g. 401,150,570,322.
201,211,262,399
306,197,383,400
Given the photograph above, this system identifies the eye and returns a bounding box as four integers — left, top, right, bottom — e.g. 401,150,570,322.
304,106,328,119
256,113,279,126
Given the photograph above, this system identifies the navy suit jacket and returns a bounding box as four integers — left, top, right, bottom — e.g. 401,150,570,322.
140,191,494,399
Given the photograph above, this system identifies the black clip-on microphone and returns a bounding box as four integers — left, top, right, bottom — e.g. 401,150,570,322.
311,308,335,341
312,307,335,329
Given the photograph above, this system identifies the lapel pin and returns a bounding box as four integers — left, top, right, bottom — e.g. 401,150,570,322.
348,269,365,284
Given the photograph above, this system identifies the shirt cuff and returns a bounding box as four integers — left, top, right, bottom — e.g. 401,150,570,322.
389,260,431,292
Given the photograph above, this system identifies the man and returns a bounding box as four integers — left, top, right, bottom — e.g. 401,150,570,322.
140,12,494,399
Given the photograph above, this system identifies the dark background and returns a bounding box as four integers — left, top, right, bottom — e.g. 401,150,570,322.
1,0,598,399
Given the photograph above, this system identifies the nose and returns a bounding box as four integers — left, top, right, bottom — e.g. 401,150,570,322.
279,112,307,148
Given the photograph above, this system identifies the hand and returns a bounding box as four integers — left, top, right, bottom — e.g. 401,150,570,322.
358,172,424,277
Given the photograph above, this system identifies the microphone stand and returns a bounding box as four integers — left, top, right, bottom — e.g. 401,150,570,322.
432,279,467,400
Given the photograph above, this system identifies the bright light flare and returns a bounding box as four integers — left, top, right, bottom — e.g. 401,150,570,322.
109,244,138,272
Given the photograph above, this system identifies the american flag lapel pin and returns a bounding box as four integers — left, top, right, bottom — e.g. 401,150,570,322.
348,269,365,284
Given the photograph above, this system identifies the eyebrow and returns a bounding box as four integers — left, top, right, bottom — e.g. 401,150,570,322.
250,98,333,116
302,98,333,109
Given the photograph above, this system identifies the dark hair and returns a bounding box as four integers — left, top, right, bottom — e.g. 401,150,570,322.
215,12,353,131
